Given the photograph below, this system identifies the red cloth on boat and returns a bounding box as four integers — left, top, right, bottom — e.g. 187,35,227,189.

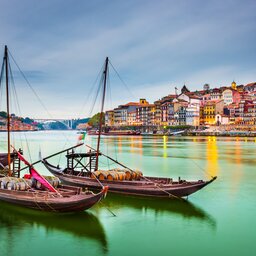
23,174,32,179
15,150,58,193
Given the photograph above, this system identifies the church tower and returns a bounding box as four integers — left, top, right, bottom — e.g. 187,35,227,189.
231,80,237,90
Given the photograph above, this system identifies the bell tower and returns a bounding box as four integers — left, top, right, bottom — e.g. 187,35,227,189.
231,80,237,90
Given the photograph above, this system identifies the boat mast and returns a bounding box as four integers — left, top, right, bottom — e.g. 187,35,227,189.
4,45,11,175
95,57,108,171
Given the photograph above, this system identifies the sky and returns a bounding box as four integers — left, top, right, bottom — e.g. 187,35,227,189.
0,0,255,119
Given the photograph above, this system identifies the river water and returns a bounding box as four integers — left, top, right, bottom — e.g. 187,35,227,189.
0,131,255,256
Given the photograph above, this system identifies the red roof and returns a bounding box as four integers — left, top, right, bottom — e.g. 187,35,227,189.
245,82,256,87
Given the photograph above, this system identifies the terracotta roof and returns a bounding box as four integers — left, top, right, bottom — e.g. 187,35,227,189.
139,103,155,108
184,92,201,99
245,82,256,87
123,102,142,106
211,88,222,92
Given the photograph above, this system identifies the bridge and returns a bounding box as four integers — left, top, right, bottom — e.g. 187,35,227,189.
34,118,74,129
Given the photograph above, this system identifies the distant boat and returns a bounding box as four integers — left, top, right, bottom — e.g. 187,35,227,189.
88,129,141,136
42,57,217,199
169,130,185,136
77,131,86,134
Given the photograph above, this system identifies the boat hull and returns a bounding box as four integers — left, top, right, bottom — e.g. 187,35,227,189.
0,185,105,212
43,161,216,198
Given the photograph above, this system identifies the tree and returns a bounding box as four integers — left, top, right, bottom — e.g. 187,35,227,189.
0,111,7,118
88,112,105,127
22,117,34,124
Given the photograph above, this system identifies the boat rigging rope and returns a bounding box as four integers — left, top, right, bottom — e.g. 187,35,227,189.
90,171,104,189
86,145,184,200
78,62,105,119
7,49,73,146
8,60,32,163
43,192,58,212
0,58,5,111
33,190,57,212
108,60,136,99
33,192,44,211
170,138,214,179
140,176,185,200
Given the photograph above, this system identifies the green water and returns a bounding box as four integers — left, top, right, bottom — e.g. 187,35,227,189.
0,131,256,256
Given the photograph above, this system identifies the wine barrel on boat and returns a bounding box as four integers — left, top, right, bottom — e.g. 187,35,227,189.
0,177,33,190
34,176,60,189
106,171,118,181
89,169,142,181
124,169,132,180
98,171,106,181
130,170,143,180
45,176,60,187
90,171,101,179
0,177,18,190
90,171,106,181
116,171,126,181
132,170,142,180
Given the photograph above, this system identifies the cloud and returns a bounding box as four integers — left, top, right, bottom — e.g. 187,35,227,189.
0,0,255,118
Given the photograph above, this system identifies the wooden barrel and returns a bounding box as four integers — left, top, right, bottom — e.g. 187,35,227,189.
116,171,126,181
0,177,13,189
134,170,143,180
130,170,143,180
107,171,119,181
90,170,107,180
124,170,132,180
90,171,101,179
44,176,60,187
35,180,43,189
6,181,16,190
0,177,33,191
16,181,27,191
25,179,33,188
131,171,137,180
98,171,106,181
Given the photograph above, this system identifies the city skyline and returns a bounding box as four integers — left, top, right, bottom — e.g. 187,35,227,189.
1,0,255,118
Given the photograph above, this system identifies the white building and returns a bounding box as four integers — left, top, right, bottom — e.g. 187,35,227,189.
186,103,200,126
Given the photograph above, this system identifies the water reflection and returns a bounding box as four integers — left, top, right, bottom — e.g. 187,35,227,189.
0,201,108,253
163,135,168,158
206,136,219,178
104,194,216,228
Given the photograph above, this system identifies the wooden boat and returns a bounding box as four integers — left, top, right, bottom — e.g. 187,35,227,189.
87,129,141,136
0,177,107,212
0,46,108,212
43,157,216,198
42,57,217,199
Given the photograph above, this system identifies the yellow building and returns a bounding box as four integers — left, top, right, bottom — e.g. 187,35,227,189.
202,100,224,125
105,110,114,126
203,104,215,124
